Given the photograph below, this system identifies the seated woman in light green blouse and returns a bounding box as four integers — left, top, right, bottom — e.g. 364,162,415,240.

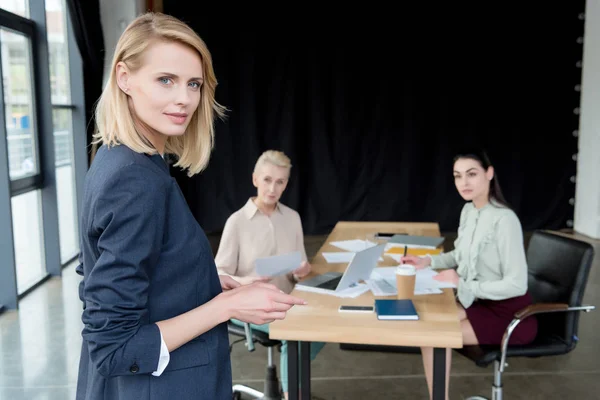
401,150,538,400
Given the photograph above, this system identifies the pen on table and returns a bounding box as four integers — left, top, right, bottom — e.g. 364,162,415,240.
403,245,407,263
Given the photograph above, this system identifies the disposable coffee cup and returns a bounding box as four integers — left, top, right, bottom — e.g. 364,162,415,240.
396,265,416,299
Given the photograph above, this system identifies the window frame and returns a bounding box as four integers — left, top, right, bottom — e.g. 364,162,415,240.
0,0,86,308
0,9,43,197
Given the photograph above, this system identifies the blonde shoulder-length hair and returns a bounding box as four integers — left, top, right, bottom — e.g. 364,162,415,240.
93,12,226,176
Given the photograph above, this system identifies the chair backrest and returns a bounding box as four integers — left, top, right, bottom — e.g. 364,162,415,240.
526,230,595,347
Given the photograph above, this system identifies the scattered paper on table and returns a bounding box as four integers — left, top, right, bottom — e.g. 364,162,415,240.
365,279,396,296
365,278,443,296
330,239,377,252
323,251,383,263
388,254,402,263
414,287,443,295
368,266,456,296
295,282,370,298
335,283,371,298
323,252,355,263
415,267,456,289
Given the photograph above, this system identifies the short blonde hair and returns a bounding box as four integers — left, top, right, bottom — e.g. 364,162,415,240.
253,150,292,174
92,12,226,176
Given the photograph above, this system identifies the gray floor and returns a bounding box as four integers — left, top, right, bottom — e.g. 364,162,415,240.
1,231,599,399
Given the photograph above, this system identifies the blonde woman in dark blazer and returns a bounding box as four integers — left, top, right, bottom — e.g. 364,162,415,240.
76,13,305,400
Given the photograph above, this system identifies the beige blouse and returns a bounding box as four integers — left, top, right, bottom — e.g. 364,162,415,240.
214,198,308,294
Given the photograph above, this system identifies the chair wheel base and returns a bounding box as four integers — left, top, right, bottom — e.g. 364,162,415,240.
232,384,264,399
232,379,282,400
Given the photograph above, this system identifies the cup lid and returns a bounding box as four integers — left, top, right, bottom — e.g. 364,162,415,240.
396,265,416,275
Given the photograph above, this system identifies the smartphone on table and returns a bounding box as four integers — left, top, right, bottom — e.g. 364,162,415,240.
338,305,374,313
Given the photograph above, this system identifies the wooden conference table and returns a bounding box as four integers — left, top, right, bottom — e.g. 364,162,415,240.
269,221,463,400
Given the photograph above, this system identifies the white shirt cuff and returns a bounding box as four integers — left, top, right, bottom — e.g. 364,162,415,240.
152,330,170,376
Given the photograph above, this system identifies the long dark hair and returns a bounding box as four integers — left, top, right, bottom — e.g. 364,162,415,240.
453,150,511,209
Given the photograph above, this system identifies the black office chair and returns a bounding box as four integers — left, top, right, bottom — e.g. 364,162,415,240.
458,230,596,400
228,321,283,400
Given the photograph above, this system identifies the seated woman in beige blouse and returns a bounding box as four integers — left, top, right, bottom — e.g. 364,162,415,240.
401,150,538,400
215,149,325,399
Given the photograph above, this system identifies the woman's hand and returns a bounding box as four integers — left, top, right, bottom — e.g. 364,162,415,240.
234,275,272,285
292,261,311,280
433,269,460,286
218,275,241,291
220,282,307,325
399,255,431,269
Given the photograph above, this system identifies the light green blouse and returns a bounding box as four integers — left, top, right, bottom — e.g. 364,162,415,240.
429,200,528,308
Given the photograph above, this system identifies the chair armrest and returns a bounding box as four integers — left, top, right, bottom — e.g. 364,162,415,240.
498,303,596,372
515,303,595,320
514,303,569,319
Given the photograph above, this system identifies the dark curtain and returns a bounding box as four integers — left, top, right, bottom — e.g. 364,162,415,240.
164,3,585,235
66,0,105,165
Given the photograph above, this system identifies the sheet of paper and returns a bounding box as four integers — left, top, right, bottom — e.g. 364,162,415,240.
255,251,302,277
369,267,397,281
388,254,402,263
294,282,370,298
335,283,371,298
322,252,355,263
330,239,377,252
414,287,443,295
365,279,396,296
322,251,383,263
417,268,456,289
366,278,442,296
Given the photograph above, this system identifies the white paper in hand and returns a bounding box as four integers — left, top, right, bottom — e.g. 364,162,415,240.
255,251,302,277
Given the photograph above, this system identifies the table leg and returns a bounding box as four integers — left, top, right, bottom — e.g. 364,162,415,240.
433,347,447,400
288,340,299,400
300,341,311,400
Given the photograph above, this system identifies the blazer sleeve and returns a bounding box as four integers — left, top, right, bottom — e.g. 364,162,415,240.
429,250,458,269
81,164,168,378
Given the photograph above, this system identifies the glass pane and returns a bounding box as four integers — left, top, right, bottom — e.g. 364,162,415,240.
46,0,71,104
0,0,29,18
53,108,79,262
12,190,46,294
1,28,38,180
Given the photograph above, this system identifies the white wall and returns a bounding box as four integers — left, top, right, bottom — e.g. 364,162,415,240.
99,0,147,86
574,0,600,239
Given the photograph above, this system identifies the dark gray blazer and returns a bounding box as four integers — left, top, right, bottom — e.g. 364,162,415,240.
75,144,231,399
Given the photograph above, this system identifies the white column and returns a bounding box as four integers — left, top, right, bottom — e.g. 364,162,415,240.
574,0,600,239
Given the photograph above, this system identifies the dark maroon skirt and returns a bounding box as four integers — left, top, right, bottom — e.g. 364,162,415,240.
466,292,538,345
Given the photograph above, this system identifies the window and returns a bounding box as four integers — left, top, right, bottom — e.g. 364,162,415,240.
0,0,28,18
0,0,85,307
1,28,38,181
0,20,45,295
